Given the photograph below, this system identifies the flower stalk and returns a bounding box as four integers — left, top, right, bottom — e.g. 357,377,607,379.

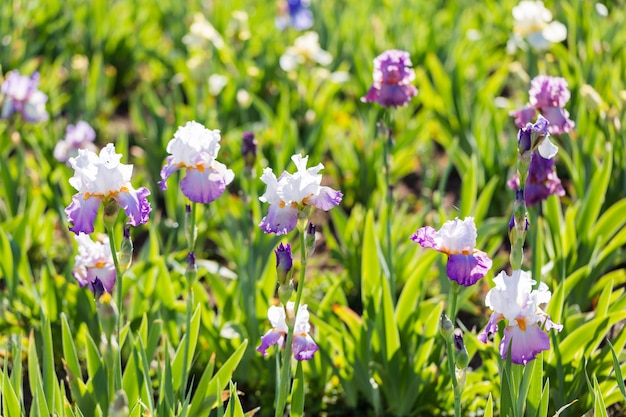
275,228,309,417
104,220,124,392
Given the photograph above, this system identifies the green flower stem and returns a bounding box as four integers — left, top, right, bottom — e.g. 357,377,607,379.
275,230,309,417
445,282,462,417
180,202,198,400
381,112,395,302
293,227,308,313
528,207,541,287
105,224,124,392
510,152,530,269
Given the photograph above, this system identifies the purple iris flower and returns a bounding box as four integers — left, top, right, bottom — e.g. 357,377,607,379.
65,144,152,235
1,70,49,122
276,0,313,31
411,217,492,286
511,75,575,134
160,121,235,204
509,151,565,206
362,50,418,108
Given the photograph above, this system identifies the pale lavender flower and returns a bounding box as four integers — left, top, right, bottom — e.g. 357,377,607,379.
511,76,575,135
1,70,49,122
72,233,116,293
257,302,319,360
362,50,418,108
259,154,342,235
65,144,151,235
159,121,234,204
478,269,562,365
54,121,97,163
411,217,492,286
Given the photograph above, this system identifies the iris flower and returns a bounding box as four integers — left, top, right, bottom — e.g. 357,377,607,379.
478,269,562,365
257,302,319,361
510,1,567,51
411,217,492,286
361,49,418,108
159,121,234,204
1,70,49,122
259,154,342,235
72,233,116,293
511,75,574,135
276,0,313,31
65,144,151,235
508,151,565,205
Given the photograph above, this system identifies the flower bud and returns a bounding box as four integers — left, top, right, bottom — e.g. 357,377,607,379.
117,226,133,273
186,251,197,287
242,131,257,170
97,292,119,342
109,390,129,417
440,313,454,343
453,332,469,370
304,223,316,258
184,204,197,249
278,283,293,305
90,277,107,300
275,243,293,285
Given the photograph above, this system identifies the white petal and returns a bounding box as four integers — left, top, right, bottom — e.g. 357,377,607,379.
542,21,567,43
538,137,559,159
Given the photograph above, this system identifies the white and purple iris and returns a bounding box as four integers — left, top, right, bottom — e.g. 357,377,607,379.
511,75,575,135
257,302,319,361
159,121,234,204
411,217,492,286
65,144,151,235
361,49,418,108
72,233,116,294
478,269,563,365
259,154,342,235
1,70,49,122
54,121,97,163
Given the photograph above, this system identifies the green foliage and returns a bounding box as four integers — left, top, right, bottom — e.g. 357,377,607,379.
1,0,626,416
